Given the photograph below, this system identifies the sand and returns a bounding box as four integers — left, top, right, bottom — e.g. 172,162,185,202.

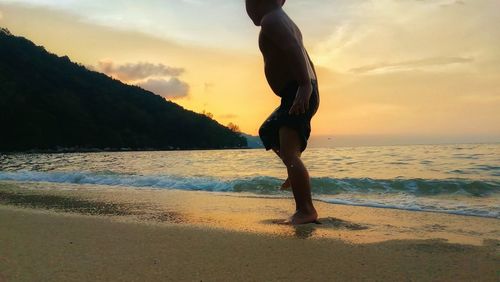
0,181,499,281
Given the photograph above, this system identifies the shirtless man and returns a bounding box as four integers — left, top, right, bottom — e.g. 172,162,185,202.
246,0,320,224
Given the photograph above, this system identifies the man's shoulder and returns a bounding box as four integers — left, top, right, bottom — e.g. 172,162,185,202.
260,9,286,27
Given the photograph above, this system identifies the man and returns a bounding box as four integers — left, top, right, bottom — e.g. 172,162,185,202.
246,0,320,224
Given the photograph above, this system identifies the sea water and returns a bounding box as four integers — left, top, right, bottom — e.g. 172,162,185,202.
1,143,499,218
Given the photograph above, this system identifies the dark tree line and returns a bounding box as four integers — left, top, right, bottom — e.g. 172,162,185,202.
0,29,247,152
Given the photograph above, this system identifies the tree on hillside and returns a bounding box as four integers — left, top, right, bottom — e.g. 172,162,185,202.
0,29,248,152
227,122,241,133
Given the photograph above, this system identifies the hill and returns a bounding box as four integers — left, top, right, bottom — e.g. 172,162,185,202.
0,28,247,152
241,133,264,149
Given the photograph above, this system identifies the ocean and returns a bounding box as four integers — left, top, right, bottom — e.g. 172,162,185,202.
1,143,499,218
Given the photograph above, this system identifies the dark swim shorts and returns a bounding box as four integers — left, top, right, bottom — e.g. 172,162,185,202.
258,80,319,153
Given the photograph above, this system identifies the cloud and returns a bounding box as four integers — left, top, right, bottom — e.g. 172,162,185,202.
440,0,466,7
95,59,184,81
218,114,238,119
138,78,189,99
91,59,190,99
1,0,256,50
181,0,203,5
204,82,214,93
312,0,499,75
350,57,474,74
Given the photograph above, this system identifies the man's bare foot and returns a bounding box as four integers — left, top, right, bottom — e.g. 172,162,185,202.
284,209,318,225
280,177,291,190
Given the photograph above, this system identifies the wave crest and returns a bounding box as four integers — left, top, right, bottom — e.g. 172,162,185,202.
0,170,498,197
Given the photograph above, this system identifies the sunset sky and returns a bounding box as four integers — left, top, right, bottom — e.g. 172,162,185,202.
1,0,499,146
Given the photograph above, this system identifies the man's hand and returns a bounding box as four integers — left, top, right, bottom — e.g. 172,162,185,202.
289,83,312,115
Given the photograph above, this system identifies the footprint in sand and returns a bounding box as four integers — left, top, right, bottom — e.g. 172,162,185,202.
264,217,369,230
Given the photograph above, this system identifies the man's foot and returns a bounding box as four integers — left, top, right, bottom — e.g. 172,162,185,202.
280,177,291,190
283,209,318,225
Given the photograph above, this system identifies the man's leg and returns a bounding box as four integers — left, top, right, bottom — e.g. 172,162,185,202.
272,148,300,191
278,126,317,224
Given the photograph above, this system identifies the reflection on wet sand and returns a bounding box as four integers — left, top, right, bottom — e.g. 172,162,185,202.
0,187,186,224
262,217,369,239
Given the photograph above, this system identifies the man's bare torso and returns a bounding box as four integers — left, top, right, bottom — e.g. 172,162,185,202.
258,9,316,95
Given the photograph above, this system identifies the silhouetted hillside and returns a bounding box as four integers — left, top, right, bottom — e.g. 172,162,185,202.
0,28,247,152
241,133,264,149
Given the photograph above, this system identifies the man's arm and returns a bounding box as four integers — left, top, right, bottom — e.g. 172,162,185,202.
305,50,318,81
261,14,312,115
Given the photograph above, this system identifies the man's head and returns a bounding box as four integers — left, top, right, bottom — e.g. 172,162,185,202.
245,0,285,26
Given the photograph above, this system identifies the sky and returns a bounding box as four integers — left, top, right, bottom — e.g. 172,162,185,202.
1,0,499,146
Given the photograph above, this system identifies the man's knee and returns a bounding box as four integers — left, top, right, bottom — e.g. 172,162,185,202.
258,124,266,139
280,151,300,167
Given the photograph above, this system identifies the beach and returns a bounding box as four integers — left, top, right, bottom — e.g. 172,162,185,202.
2,0,500,280
0,181,498,281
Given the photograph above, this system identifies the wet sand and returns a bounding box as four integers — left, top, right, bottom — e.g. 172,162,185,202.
0,181,499,281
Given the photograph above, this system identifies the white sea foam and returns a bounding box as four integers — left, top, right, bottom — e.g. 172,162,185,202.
1,144,499,218
0,170,498,218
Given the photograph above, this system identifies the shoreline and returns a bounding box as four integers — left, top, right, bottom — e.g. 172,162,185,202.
2,141,498,155
1,181,499,243
0,176,497,220
0,146,258,155
315,197,500,219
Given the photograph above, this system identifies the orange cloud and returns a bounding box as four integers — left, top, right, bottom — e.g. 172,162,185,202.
95,59,184,81
90,59,190,99
138,78,189,99
218,113,238,119
350,57,474,74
